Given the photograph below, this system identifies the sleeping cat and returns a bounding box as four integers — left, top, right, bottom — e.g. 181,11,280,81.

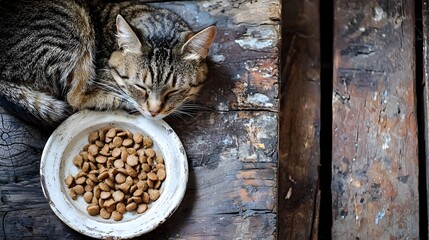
0,0,216,126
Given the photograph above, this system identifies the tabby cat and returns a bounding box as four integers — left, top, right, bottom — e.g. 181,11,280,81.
0,0,216,126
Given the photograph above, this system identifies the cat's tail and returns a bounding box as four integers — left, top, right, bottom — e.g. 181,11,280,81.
0,81,71,126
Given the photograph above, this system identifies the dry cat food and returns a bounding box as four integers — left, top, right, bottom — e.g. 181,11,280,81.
64,126,166,221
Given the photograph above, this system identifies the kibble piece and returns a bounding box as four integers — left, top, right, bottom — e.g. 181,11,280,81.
112,148,121,158
126,165,137,178
99,182,110,191
65,175,74,187
96,171,108,181
113,137,123,148
95,140,104,148
100,208,111,219
104,178,115,188
157,168,166,181
154,180,162,189
117,131,127,137
112,211,123,221
93,186,101,198
114,159,124,168
83,192,93,203
106,128,117,138
69,188,78,200
74,185,85,195
147,157,154,166
126,155,139,167
85,184,93,192
142,163,150,173
88,131,99,143
156,155,164,164
112,190,125,202
148,189,160,201
145,148,156,158
129,185,137,195
75,176,86,185
100,145,110,156
104,198,116,208
106,202,116,213
88,173,99,183
116,202,126,214
88,145,99,156
137,171,147,180
143,137,153,148
147,172,158,181
73,155,83,168
137,204,148,214
80,151,89,160
117,183,131,194
142,192,150,204
133,132,143,144
100,191,112,200
87,205,100,216
89,162,97,171
122,139,133,147
121,150,128,162
127,148,137,155
126,176,134,186
96,155,107,164
115,173,126,184
126,202,137,211
131,196,143,204
87,153,95,163
133,188,143,197
147,179,154,188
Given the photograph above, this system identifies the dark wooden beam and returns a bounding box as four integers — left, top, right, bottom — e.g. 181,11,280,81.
278,0,321,239
332,0,419,238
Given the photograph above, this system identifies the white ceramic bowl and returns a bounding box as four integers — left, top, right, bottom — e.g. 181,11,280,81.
40,110,188,239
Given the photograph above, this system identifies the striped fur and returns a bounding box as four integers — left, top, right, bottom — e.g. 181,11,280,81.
0,0,216,126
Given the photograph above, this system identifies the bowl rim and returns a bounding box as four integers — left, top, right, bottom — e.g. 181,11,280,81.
40,110,188,239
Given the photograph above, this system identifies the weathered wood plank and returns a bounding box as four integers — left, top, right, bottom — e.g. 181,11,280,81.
278,0,320,239
0,0,280,238
423,0,429,236
332,0,419,238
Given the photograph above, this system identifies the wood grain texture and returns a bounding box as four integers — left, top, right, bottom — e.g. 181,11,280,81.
278,0,320,239
0,0,280,239
332,0,418,238
423,0,429,236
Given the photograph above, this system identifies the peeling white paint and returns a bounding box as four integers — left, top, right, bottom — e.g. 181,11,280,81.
375,208,386,224
235,26,277,50
247,93,274,107
382,133,391,150
235,38,274,50
373,7,385,21
210,54,225,63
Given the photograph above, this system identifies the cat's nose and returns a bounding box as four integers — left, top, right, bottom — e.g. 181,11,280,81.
149,111,159,117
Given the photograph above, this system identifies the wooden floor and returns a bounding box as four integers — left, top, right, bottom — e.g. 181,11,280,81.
4,0,429,239
280,0,427,239
0,0,280,239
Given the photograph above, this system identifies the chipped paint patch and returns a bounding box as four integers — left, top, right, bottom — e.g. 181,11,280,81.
235,38,274,50
247,93,274,107
235,26,277,50
382,133,391,150
373,7,386,22
375,208,386,224
210,54,225,63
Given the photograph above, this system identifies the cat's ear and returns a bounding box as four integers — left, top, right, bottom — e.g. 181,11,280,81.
181,26,217,61
116,15,141,53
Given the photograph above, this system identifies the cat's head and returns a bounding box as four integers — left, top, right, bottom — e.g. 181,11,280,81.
108,14,216,119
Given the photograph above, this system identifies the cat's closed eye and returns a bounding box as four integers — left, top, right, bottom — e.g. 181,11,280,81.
165,90,179,100
135,84,147,91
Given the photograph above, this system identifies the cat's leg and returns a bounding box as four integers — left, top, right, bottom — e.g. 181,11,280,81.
0,81,71,126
